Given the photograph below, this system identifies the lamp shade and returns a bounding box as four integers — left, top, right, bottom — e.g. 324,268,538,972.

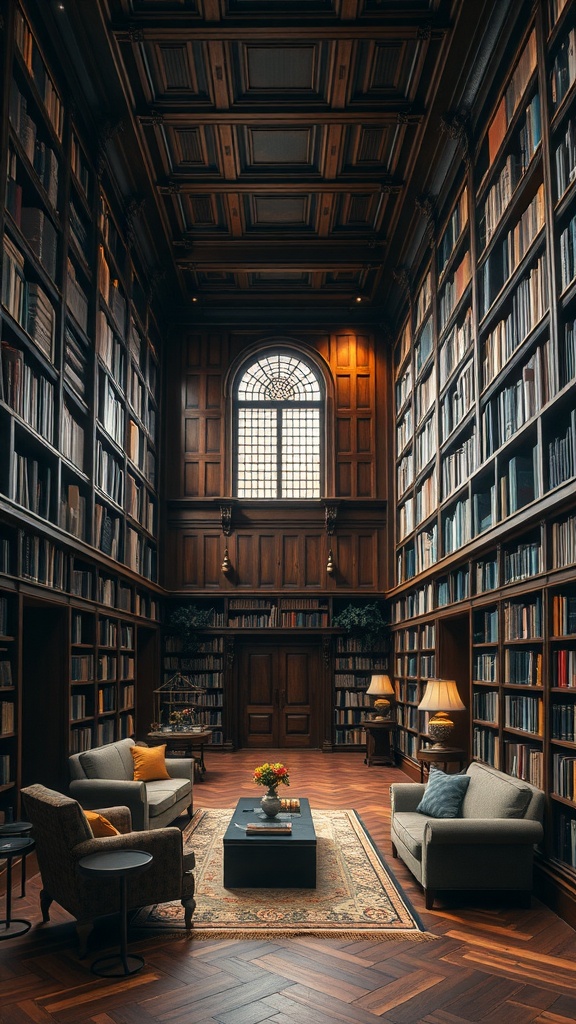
418,678,465,712
366,674,395,697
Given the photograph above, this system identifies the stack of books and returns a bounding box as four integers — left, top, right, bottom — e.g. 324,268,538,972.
246,822,292,835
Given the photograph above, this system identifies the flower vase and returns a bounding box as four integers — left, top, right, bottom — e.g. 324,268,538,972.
260,787,281,818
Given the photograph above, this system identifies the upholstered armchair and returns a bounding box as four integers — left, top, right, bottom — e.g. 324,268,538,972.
390,761,545,909
21,784,195,955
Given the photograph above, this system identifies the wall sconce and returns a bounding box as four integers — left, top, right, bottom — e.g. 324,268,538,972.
418,678,466,749
326,548,335,575
221,548,233,576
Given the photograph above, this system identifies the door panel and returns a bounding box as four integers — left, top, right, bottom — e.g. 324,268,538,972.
243,650,276,746
239,642,321,748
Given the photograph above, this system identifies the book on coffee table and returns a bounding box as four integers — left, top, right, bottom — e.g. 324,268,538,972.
246,822,292,835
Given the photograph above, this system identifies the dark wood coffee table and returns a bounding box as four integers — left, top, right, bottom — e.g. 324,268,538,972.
223,797,316,888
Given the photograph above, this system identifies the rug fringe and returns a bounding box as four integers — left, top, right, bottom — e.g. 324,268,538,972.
176,928,438,942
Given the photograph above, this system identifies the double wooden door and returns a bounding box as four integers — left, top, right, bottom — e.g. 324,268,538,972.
238,642,321,748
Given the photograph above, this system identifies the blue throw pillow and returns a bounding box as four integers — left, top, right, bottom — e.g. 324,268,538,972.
416,767,470,818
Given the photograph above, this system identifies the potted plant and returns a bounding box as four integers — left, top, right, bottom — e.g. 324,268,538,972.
166,604,215,654
332,602,388,651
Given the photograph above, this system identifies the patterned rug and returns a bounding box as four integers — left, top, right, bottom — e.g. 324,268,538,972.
132,808,431,941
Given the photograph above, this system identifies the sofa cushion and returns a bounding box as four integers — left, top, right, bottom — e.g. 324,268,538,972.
79,741,133,781
416,767,470,818
131,744,171,782
392,812,429,859
146,778,190,818
462,761,532,819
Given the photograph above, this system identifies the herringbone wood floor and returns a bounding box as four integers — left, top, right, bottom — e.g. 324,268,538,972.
2,749,576,1024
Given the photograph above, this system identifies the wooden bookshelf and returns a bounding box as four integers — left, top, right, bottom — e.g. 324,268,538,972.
0,0,163,809
390,0,576,906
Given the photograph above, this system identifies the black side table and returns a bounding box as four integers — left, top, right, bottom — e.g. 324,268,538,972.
363,720,396,766
0,837,35,940
0,821,33,896
77,849,153,977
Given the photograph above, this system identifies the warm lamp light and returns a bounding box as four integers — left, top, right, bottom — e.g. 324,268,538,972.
366,673,395,720
418,678,465,750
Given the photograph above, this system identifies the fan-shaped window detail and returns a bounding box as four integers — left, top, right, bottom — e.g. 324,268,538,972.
235,352,324,499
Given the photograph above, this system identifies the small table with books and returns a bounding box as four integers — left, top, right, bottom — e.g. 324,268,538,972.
223,797,316,888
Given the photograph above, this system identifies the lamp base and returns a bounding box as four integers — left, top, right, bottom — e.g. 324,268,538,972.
427,712,454,750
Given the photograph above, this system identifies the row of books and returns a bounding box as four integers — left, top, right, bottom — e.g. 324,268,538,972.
60,483,88,540
548,410,576,491
439,307,473,389
96,311,127,387
97,655,116,681
66,258,89,334
415,414,436,474
473,726,499,766
440,358,474,441
70,727,93,753
71,694,88,720
438,187,468,279
13,453,51,519
99,376,126,447
120,683,135,708
554,113,576,201
335,708,367,725
486,30,536,162
396,704,418,730
415,364,435,425
559,212,576,293
2,343,54,442
482,256,548,389
0,661,13,686
503,694,543,734
480,185,544,317
8,81,59,208
482,344,550,458
503,540,541,584
97,686,116,713
414,315,433,375
560,317,576,389
0,754,11,785
395,365,411,412
71,654,94,682
438,428,475,499
443,496,471,555
550,26,576,111
473,689,498,721
553,650,576,689
475,557,499,592
554,811,576,869
61,405,84,472
125,528,157,581
438,250,471,332
64,326,89,401
438,567,469,604
0,701,15,734
335,690,370,708
480,94,541,250
551,703,576,742
126,475,156,534
505,648,542,687
553,751,576,801
474,607,499,642
500,450,538,519
473,652,498,682
97,441,124,506
15,7,64,139
552,594,576,637
504,596,542,640
505,742,543,788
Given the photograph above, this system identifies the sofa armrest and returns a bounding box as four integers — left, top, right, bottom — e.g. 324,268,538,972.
390,783,426,813
166,758,194,782
70,779,148,830
424,818,544,846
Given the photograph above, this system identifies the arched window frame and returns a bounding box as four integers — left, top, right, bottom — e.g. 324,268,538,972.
233,348,326,499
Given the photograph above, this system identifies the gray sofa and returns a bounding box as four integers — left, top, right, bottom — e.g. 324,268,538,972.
390,761,545,909
69,738,193,831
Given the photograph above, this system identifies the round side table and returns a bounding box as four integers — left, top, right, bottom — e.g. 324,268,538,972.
0,821,33,896
77,849,153,977
0,837,35,940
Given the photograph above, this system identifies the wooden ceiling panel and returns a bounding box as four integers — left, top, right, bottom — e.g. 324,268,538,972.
231,43,331,103
238,126,321,174
145,40,210,100
70,0,487,315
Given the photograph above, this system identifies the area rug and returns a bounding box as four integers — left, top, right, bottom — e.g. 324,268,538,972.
132,808,431,941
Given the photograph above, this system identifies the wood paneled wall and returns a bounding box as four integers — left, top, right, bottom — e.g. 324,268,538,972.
163,327,390,592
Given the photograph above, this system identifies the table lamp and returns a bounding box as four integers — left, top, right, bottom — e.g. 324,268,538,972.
418,678,465,749
366,673,395,720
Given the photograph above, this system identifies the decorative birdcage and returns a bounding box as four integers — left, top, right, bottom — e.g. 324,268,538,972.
153,672,206,731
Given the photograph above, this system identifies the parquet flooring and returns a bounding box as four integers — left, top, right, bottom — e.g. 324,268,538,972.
1,749,576,1023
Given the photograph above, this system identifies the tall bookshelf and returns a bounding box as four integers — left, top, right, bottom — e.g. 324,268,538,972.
0,0,163,816
390,0,576,915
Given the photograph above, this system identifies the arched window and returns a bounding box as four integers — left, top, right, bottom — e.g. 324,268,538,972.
234,351,324,498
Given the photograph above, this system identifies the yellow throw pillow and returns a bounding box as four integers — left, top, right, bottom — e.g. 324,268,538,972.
84,810,120,837
131,743,171,782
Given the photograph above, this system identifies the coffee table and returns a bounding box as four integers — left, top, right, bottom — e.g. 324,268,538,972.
223,797,316,888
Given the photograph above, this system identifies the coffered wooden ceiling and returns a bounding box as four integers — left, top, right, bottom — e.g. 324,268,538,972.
53,0,505,322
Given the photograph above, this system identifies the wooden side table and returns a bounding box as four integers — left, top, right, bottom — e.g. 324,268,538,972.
417,746,467,782
147,730,212,780
363,720,396,767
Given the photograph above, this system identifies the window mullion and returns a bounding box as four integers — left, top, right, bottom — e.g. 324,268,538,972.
277,407,283,499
